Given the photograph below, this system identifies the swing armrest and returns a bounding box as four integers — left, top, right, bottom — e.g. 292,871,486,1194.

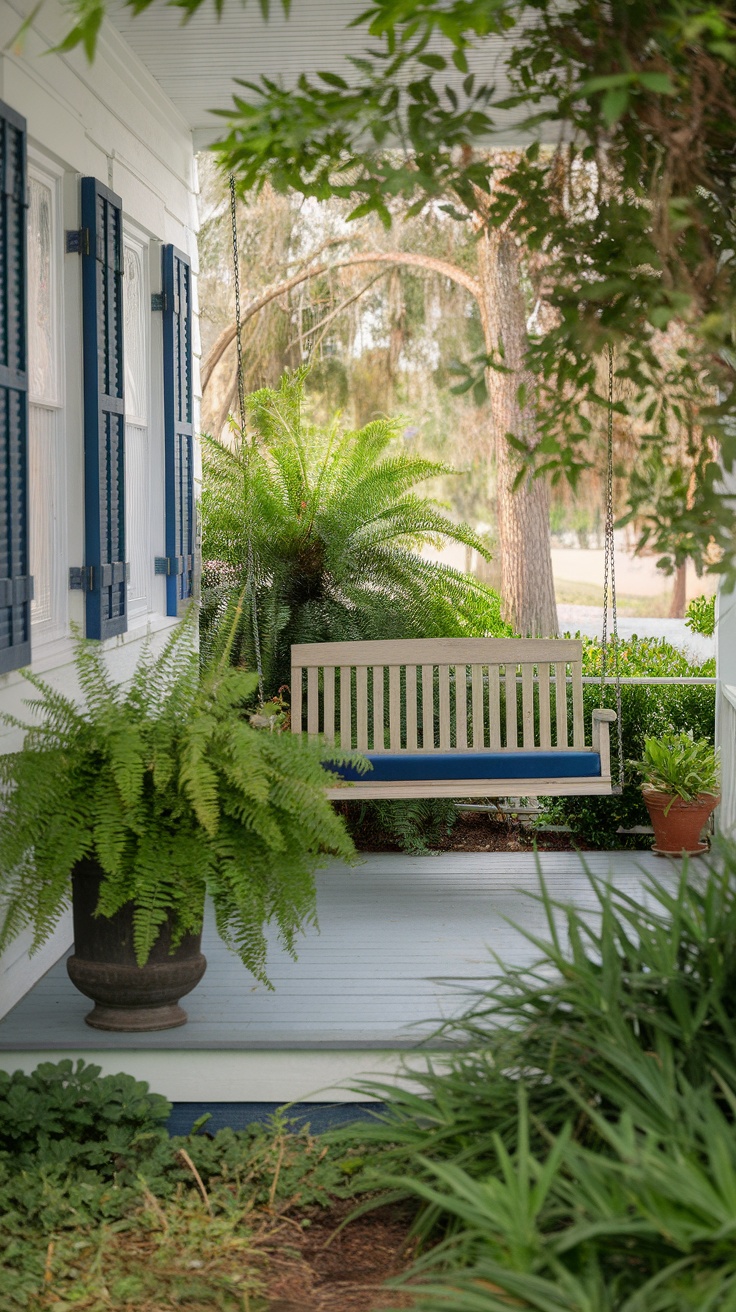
592,708,617,779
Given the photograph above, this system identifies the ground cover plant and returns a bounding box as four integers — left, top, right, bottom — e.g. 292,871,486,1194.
349,844,736,1310
0,1060,389,1311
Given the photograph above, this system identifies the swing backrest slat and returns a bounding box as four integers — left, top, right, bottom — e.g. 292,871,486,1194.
291,637,589,753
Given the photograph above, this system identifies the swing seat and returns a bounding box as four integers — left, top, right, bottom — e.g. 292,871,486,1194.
291,637,618,800
327,749,601,784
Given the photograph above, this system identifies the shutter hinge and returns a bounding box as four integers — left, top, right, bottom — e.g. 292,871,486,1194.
69,566,94,591
66,228,90,256
151,292,165,312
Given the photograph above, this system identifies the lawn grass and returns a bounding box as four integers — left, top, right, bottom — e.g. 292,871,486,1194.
555,578,673,616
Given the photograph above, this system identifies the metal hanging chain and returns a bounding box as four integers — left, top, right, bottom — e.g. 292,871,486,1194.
230,175,264,704
600,344,625,791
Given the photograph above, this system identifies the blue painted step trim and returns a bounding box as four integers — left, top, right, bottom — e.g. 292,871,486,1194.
167,1102,384,1136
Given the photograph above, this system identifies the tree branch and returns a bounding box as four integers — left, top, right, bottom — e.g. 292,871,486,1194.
202,248,481,390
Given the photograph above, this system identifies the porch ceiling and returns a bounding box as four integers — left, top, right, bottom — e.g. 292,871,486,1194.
108,0,528,151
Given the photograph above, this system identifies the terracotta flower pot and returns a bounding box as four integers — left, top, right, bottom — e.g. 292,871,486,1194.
66,860,207,1032
641,789,719,856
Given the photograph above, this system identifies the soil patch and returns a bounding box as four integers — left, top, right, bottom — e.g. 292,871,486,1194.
352,808,595,854
263,1199,420,1311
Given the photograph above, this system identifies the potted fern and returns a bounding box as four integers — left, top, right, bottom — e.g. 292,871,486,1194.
636,730,720,855
0,622,355,1032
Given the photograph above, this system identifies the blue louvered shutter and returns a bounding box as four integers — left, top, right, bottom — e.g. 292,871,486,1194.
81,177,128,640
0,101,32,674
161,245,194,615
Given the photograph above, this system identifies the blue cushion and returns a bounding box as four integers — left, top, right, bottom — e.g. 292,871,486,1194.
329,750,601,783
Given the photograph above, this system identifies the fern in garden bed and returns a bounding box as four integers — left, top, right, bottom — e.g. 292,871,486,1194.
201,369,510,694
0,620,356,980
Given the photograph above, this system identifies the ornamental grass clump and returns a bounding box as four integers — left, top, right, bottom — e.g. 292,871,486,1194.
353,850,736,1310
0,619,356,980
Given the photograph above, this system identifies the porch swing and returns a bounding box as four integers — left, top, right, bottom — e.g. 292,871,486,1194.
228,181,624,801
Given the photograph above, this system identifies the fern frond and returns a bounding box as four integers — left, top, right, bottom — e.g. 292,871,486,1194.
202,372,510,695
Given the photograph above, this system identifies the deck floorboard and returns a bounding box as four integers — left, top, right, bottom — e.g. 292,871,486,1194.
0,851,680,1052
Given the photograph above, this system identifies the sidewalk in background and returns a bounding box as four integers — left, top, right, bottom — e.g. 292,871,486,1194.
557,605,715,666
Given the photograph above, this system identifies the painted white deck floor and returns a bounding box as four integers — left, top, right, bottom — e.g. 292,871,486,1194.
0,851,679,1101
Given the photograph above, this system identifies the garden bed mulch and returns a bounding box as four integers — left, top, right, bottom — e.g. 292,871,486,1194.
261,1199,420,1311
352,808,596,854
26,1198,420,1312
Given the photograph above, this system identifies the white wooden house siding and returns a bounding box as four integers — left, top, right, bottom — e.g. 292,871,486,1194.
0,0,200,1018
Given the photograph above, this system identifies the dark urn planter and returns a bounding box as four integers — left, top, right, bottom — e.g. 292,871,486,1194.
66,861,207,1032
642,790,720,856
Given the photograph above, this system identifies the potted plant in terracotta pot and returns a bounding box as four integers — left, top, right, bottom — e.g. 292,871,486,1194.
0,622,355,1032
636,730,720,855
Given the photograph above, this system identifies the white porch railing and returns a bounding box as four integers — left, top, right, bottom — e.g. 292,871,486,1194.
717,685,736,840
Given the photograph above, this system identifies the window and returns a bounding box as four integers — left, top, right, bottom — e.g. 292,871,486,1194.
27,155,65,645
123,227,153,623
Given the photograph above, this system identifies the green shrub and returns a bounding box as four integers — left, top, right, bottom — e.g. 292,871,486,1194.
0,1059,171,1176
344,796,459,853
540,635,716,846
686,592,716,636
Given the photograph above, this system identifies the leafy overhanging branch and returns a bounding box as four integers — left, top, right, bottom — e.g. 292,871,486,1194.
206,0,736,583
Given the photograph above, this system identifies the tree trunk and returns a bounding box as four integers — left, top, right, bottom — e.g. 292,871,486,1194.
477,227,558,636
668,561,688,618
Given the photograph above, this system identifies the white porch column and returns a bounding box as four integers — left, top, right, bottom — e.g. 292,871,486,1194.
716,469,736,836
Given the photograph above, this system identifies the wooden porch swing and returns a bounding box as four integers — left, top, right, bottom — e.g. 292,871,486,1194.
228,182,625,803
291,636,619,799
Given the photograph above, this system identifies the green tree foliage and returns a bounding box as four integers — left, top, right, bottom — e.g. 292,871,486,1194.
206,0,736,586
0,619,354,980
201,369,510,693
686,592,717,637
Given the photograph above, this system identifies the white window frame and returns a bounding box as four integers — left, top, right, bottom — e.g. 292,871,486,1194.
27,150,67,648
122,222,155,622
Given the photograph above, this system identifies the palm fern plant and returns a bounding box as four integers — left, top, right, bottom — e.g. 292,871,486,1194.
0,619,355,983
201,369,510,694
